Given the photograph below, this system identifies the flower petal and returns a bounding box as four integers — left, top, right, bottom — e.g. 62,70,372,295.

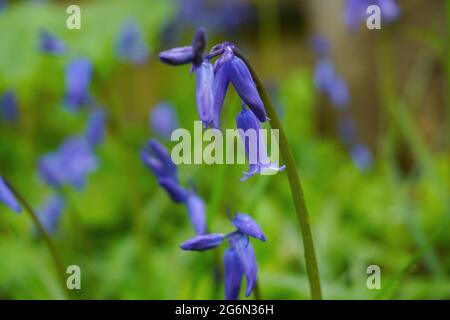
159,46,194,65
223,247,244,300
0,177,21,213
194,60,215,126
232,213,266,241
230,234,258,297
186,193,207,234
180,234,225,251
158,178,189,203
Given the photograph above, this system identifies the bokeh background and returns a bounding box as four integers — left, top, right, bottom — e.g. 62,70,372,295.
0,0,449,299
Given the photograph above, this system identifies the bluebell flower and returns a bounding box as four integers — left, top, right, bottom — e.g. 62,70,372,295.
180,233,225,251
0,176,21,213
116,21,150,64
192,28,207,67
194,59,215,127
223,247,244,300
38,137,98,190
180,212,264,299
37,195,65,235
228,55,267,123
311,36,331,57
85,108,106,147
39,30,67,55
149,102,179,140
314,58,349,109
338,116,358,145
0,90,18,122
158,177,189,203
232,213,266,241
64,58,92,111
159,46,194,65
141,139,178,181
185,192,207,235
236,105,285,181
350,143,373,171
345,0,400,31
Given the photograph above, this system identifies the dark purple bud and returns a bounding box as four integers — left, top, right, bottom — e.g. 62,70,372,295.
192,28,206,67
158,178,189,203
232,213,266,241
39,30,67,55
223,247,244,300
180,233,225,251
37,195,65,235
229,56,267,122
159,46,194,65
141,139,178,180
186,193,207,234
149,102,179,140
0,177,21,213
194,60,215,126
229,233,258,297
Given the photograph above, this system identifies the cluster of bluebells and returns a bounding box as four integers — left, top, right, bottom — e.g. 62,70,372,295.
0,90,18,123
116,20,150,65
141,139,206,235
159,28,284,180
344,0,400,31
180,213,266,299
312,36,373,171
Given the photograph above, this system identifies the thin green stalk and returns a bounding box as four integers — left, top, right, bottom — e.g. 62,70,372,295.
235,51,322,300
5,179,68,299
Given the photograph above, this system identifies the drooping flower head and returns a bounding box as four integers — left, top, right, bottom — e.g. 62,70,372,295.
38,137,98,190
0,90,18,122
85,108,106,148
37,195,65,235
149,102,179,140
39,30,67,55
344,0,400,31
0,176,21,213
236,105,285,181
159,29,268,129
180,212,265,299
140,139,206,233
64,58,92,111
116,20,150,64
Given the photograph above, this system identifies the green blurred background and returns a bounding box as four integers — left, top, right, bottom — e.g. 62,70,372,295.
0,0,449,299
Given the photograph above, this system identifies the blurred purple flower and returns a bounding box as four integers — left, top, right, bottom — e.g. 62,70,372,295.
38,137,98,190
39,30,67,55
236,105,285,181
37,195,65,235
0,90,18,122
158,177,189,203
0,0,7,12
314,58,349,109
345,0,400,31
185,192,207,235
141,139,178,181
311,36,331,57
350,143,373,171
149,102,179,140
0,176,21,213
85,108,106,147
116,21,150,64
64,58,92,111
338,117,358,145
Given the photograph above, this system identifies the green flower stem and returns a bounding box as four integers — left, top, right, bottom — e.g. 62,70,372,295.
235,51,322,300
5,179,68,299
